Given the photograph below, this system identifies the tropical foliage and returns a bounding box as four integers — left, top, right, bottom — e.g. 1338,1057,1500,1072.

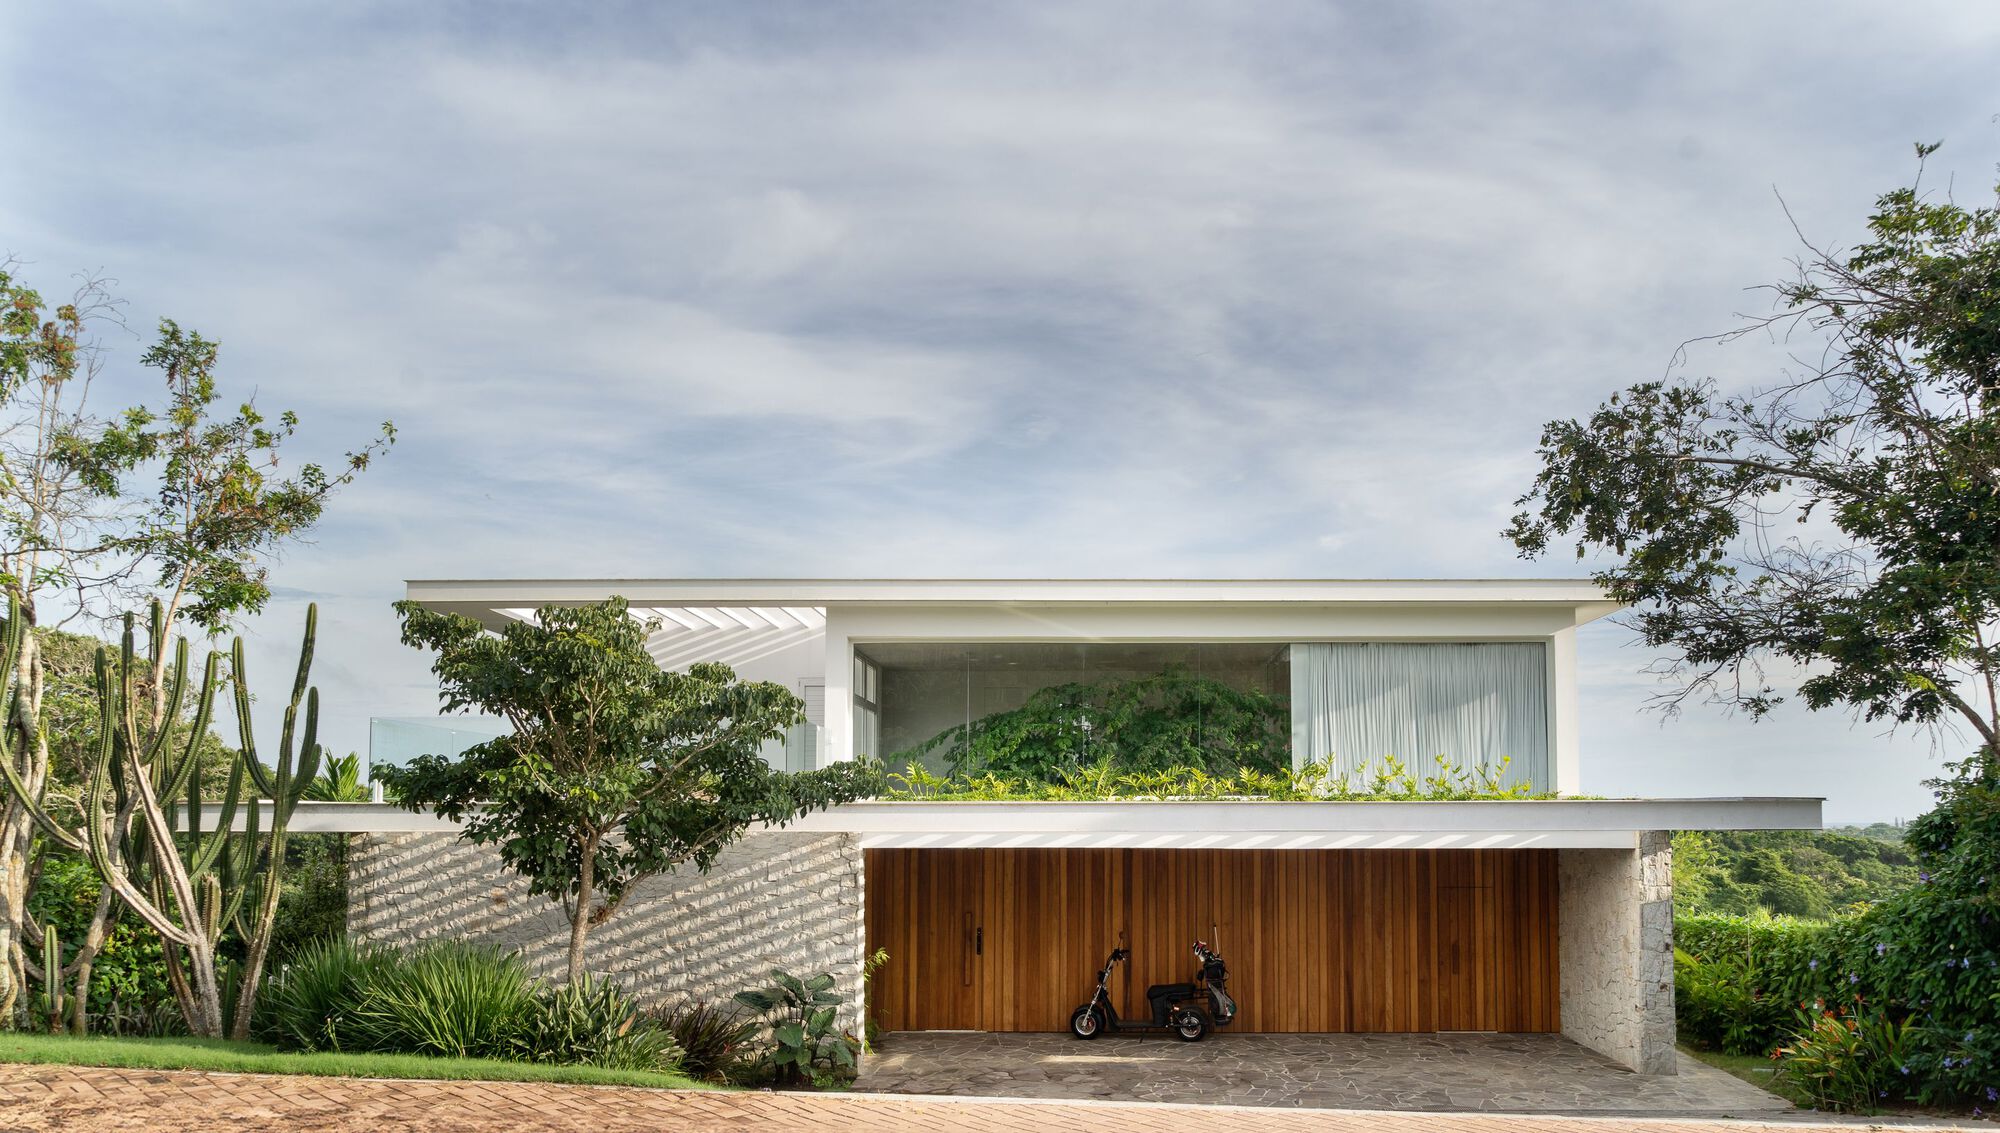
1673,829,1919,919
255,938,682,1072
732,969,856,1087
651,999,757,1083
882,754,1545,802
0,263,390,1030
1674,773,2000,1111
890,667,1291,779
0,599,324,1039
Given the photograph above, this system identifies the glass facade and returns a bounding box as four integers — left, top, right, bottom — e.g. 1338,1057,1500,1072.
854,642,1291,776
367,716,512,776
852,640,1555,788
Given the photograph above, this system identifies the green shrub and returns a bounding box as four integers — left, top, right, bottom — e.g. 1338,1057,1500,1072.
254,937,394,1051
653,1000,757,1082
1675,913,1838,1019
883,754,1545,802
345,942,540,1060
257,939,683,1074
1776,1004,1921,1113
889,667,1291,778
1673,948,1791,1055
515,975,681,1073
27,854,181,1032
267,834,350,965
733,969,856,1087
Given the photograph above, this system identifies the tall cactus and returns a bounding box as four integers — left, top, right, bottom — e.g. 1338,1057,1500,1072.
41,923,62,1034
223,605,320,1040
0,593,322,1038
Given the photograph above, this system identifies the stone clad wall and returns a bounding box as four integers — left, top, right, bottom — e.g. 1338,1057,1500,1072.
1557,832,1676,1074
347,830,867,1029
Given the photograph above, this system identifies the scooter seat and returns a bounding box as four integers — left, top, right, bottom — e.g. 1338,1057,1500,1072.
1145,982,1197,1002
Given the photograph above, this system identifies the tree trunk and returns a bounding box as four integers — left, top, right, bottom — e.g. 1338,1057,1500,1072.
566,838,596,986
0,623,49,1025
184,938,224,1038
229,841,287,1040
68,886,118,1034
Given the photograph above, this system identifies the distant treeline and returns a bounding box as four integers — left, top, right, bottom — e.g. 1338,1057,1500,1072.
1672,827,1917,920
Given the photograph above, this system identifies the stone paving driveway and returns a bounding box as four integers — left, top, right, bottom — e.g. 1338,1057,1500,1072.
0,1062,1988,1132
859,1031,1794,1116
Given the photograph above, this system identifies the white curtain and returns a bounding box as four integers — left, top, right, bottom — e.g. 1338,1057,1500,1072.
1289,643,1549,789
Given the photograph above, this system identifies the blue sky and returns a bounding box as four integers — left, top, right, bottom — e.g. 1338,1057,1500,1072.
5,2,1998,821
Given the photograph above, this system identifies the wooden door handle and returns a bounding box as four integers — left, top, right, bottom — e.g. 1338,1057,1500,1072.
975,926,983,956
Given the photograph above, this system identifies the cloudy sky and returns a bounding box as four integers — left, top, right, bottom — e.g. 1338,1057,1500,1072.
5,2,1997,821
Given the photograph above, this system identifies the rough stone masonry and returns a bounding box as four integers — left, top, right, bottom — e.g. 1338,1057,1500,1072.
347,830,868,1030
1557,832,1676,1074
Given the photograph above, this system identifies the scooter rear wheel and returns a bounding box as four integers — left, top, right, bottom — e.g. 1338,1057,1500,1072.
1069,1005,1106,1039
1172,1010,1209,1042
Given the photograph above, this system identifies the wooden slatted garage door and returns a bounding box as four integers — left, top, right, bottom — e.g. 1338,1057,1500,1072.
865,848,1558,1033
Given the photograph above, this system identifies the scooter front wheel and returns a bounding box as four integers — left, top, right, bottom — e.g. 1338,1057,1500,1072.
1069,1005,1106,1039
1172,1010,1209,1042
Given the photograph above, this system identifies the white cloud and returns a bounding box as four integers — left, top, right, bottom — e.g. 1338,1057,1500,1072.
4,0,1998,817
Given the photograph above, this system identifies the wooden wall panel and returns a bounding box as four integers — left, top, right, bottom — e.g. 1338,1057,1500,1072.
1436,850,1497,1030
865,847,1557,1035
1344,850,1436,1032
1494,848,1561,1032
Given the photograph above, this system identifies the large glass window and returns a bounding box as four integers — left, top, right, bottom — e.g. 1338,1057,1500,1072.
853,655,882,764
854,642,1291,778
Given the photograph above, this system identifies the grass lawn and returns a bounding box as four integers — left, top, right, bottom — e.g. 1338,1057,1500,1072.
1680,1046,1801,1104
0,1032,712,1091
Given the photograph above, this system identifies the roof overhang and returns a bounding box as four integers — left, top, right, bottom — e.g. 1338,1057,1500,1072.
223,796,1819,851
406,578,1623,633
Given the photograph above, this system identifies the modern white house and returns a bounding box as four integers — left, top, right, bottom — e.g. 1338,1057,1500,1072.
322,578,1822,1076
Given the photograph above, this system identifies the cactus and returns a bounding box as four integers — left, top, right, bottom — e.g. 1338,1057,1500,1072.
0,593,323,1038
41,924,63,1034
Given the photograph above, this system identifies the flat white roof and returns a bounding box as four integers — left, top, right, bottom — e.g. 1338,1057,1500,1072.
231,796,1817,851
408,578,1622,626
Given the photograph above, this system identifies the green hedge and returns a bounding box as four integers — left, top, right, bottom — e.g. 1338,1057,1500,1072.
1677,914,1839,1010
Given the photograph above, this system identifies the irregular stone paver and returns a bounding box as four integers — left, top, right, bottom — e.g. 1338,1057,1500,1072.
860,1031,1792,1115
4,1062,1993,1133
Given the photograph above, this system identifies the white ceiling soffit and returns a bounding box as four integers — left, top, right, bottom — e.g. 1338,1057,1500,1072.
493,605,824,672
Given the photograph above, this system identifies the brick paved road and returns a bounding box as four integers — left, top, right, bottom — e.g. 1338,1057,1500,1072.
0,1063,1983,1132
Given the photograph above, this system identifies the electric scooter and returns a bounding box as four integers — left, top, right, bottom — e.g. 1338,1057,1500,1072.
1068,939,1237,1042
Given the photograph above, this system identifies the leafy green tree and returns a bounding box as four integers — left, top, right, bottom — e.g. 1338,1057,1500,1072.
1507,144,2000,773
382,597,880,984
70,318,393,721
0,266,125,1020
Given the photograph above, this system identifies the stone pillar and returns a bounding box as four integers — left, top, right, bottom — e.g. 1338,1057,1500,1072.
1557,831,1675,1074
348,830,868,1031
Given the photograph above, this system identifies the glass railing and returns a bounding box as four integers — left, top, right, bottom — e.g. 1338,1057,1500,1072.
759,721,822,773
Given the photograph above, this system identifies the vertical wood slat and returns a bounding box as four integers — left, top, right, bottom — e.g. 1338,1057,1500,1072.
866,847,1558,1034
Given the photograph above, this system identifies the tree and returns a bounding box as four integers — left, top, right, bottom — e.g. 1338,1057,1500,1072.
73,318,394,721
382,597,881,984
0,266,127,1020
1507,144,2000,777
